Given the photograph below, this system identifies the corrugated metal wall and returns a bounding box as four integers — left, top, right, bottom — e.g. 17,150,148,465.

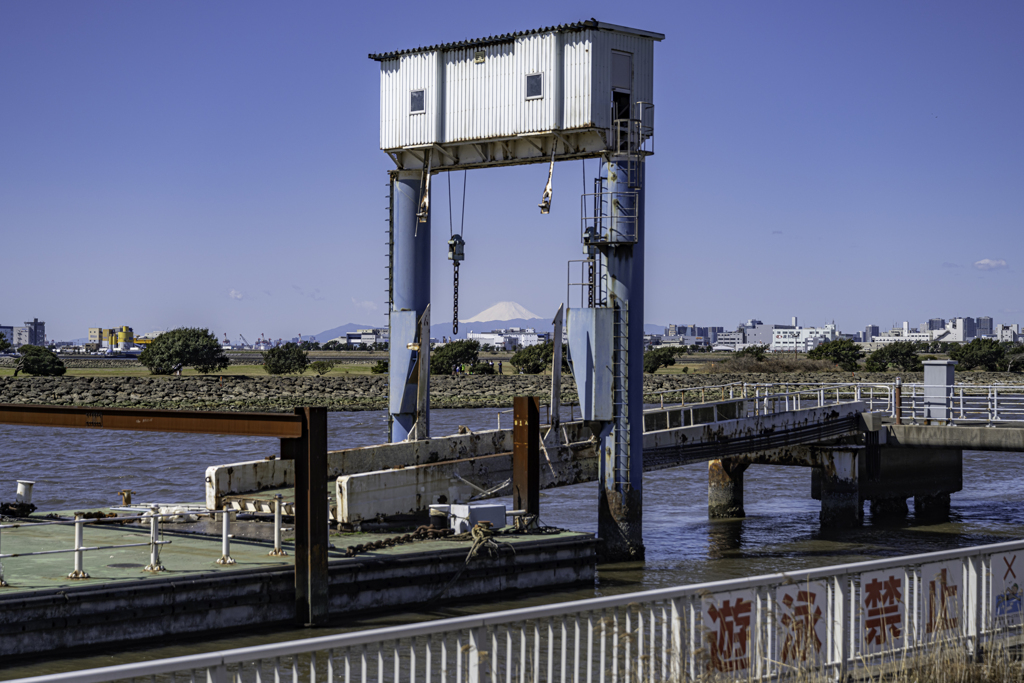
444,33,561,143
513,33,560,134
444,42,515,143
563,30,594,130
380,52,442,149
589,32,655,130
379,28,655,150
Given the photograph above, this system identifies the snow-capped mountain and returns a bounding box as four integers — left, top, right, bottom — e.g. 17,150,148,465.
460,301,541,323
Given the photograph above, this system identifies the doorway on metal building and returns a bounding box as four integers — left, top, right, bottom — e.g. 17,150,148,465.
612,50,633,152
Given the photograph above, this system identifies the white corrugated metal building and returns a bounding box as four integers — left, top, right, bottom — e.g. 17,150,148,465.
370,20,663,169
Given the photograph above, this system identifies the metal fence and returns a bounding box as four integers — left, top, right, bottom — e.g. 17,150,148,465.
13,537,1024,683
0,499,288,586
645,382,1024,427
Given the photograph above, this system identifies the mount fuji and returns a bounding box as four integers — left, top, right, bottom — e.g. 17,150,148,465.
461,301,540,323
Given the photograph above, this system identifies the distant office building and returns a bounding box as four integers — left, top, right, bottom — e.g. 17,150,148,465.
928,318,946,331
10,319,47,348
864,325,880,342
977,316,993,337
715,331,745,348
341,328,388,347
771,323,837,352
996,324,1020,343
665,324,677,336
944,317,976,342
746,323,784,346
0,325,12,348
466,327,544,350
873,322,933,345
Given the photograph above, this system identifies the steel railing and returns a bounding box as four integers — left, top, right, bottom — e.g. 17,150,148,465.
13,537,1024,683
0,498,289,586
897,383,1024,425
644,382,1024,428
643,382,888,431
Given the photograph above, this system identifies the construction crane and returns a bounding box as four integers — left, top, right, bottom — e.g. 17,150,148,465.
239,334,251,349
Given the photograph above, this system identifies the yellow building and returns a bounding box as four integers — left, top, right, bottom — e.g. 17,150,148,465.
88,326,134,347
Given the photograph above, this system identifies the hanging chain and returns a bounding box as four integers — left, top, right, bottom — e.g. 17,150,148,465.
452,264,460,335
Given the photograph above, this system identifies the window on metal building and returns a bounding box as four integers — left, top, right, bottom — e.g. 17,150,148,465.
526,73,543,100
410,90,425,114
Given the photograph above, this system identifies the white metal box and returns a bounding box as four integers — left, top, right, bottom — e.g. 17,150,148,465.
371,20,663,166
448,503,507,534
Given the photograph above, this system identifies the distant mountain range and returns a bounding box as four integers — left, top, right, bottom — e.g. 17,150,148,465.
308,323,376,342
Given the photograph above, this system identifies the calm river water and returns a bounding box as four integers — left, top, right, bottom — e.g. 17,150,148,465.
3,407,1024,678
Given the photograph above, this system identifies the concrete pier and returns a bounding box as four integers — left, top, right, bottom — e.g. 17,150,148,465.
869,496,909,519
818,448,862,528
708,459,749,518
596,156,646,562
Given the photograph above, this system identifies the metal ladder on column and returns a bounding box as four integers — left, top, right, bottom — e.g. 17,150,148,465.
612,301,630,488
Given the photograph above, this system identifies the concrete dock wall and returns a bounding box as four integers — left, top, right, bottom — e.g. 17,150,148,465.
207,423,596,509
0,535,596,659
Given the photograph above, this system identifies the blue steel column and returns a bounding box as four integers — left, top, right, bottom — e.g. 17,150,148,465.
390,170,430,442
598,155,645,561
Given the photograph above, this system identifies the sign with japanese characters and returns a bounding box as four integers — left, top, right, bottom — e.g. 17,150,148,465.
702,589,756,673
991,551,1023,628
775,581,827,666
920,560,962,639
860,569,905,654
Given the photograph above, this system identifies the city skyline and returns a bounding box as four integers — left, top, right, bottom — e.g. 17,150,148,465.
3,1,1022,341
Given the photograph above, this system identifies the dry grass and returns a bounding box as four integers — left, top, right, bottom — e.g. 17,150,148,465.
0,364,378,378
707,356,837,374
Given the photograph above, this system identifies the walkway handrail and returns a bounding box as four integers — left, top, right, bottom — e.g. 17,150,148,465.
14,536,1024,682
646,381,1024,426
0,508,278,584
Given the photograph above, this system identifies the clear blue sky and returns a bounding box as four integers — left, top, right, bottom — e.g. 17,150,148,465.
2,1,1021,341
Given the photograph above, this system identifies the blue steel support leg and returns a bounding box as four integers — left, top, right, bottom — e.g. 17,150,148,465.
389,170,431,442
597,156,645,561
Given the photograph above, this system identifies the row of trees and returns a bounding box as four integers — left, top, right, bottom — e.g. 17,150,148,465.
137,328,320,375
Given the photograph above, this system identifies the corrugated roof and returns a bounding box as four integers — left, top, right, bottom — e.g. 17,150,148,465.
368,19,664,61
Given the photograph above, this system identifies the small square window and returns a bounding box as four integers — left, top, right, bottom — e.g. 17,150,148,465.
526,73,543,100
474,50,486,64
410,90,425,114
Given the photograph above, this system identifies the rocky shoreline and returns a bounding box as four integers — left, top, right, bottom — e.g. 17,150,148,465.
0,371,1014,412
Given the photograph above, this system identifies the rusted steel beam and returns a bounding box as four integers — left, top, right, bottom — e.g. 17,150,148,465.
0,404,304,438
513,396,541,516
294,407,329,626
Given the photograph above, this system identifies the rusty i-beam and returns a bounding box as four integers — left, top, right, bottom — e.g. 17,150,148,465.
512,396,540,517
0,403,330,627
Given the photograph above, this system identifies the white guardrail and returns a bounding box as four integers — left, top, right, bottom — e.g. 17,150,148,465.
13,538,1024,683
647,382,1024,426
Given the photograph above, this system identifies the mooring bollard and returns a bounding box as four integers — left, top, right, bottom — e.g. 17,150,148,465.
68,513,89,579
216,510,236,565
145,505,165,572
269,494,287,556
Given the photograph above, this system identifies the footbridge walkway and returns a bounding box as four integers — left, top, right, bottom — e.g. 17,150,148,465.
209,365,1024,532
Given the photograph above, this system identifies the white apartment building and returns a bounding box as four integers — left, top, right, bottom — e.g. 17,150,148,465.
771,323,837,352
